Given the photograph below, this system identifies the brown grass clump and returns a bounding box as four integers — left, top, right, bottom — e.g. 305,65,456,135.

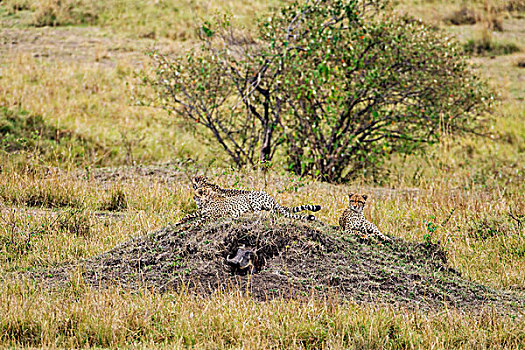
3,0,32,13
99,187,128,212
463,27,521,56
446,7,480,25
503,0,525,12
483,0,505,31
30,0,99,27
445,4,503,31
486,14,504,31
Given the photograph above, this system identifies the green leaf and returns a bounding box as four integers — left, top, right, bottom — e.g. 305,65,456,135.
201,25,214,37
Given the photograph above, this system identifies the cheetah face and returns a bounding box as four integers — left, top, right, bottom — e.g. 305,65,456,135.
194,187,212,204
195,187,224,204
348,193,368,213
194,187,206,197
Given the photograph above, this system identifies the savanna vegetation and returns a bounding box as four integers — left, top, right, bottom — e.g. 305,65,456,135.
149,0,492,181
0,0,524,348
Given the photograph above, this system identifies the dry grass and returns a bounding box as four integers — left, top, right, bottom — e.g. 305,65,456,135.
398,0,524,60
463,30,521,56
500,0,525,12
1,165,524,347
0,0,524,347
0,160,523,288
2,0,282,39
1,280,524,349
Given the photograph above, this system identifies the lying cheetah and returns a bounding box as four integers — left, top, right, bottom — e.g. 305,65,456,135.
192,176,321,219
192,175,250,200
177,187,252,225
339,193,391,242
176,186,318,227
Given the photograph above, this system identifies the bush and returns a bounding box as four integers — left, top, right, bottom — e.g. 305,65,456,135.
468,216,512,240
149,0,492,182
57,208,91,237
3,0,33,13
503,0,525,12
148,26,277,168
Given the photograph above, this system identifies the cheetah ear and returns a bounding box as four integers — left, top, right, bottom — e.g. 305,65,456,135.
348,193,354,198
194,175,206,182
362,194,368,201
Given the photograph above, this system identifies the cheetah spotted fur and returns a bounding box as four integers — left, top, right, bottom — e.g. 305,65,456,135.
191,176,321,221
339,193,391,242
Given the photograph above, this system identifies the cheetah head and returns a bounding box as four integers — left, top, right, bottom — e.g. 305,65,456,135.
194,187,224,204
194,187,211,204
192,175,209,190
347,193,368,213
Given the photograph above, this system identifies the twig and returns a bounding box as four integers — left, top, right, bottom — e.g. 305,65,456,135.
441,208,456,227
509,207,522,230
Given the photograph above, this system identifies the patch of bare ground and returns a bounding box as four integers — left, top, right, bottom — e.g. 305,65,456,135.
33,214,525,313
82,163,190,184
0,27,187,68
76,163,424,198
0,206,125,221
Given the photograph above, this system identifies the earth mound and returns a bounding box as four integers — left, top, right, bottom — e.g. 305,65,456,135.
41,215,524,311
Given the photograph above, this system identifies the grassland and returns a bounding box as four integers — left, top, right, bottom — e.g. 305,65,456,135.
0,0,524,348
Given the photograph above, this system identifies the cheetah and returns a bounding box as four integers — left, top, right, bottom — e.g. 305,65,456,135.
339,193,391,242
176,186,318,227
176,187,253,226
191,176,321,219
192,175,250,199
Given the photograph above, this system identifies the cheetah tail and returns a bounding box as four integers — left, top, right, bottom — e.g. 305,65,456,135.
288,204,322,213
174,212,202,226
276,205,316,221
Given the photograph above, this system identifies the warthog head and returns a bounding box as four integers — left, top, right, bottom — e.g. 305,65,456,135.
226,247,256,273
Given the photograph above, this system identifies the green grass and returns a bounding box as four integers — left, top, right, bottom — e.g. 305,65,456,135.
0,106,111,167
0,55,214,168
464,38,521,56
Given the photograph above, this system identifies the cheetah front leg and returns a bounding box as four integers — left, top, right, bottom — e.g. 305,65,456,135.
344,221,373,240
366,221,391,242
345,229,373,241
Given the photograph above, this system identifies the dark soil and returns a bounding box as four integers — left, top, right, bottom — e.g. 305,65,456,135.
38,214,525,312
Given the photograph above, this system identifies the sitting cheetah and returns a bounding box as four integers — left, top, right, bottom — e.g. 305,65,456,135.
339,193,391,242
191,176,321,219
